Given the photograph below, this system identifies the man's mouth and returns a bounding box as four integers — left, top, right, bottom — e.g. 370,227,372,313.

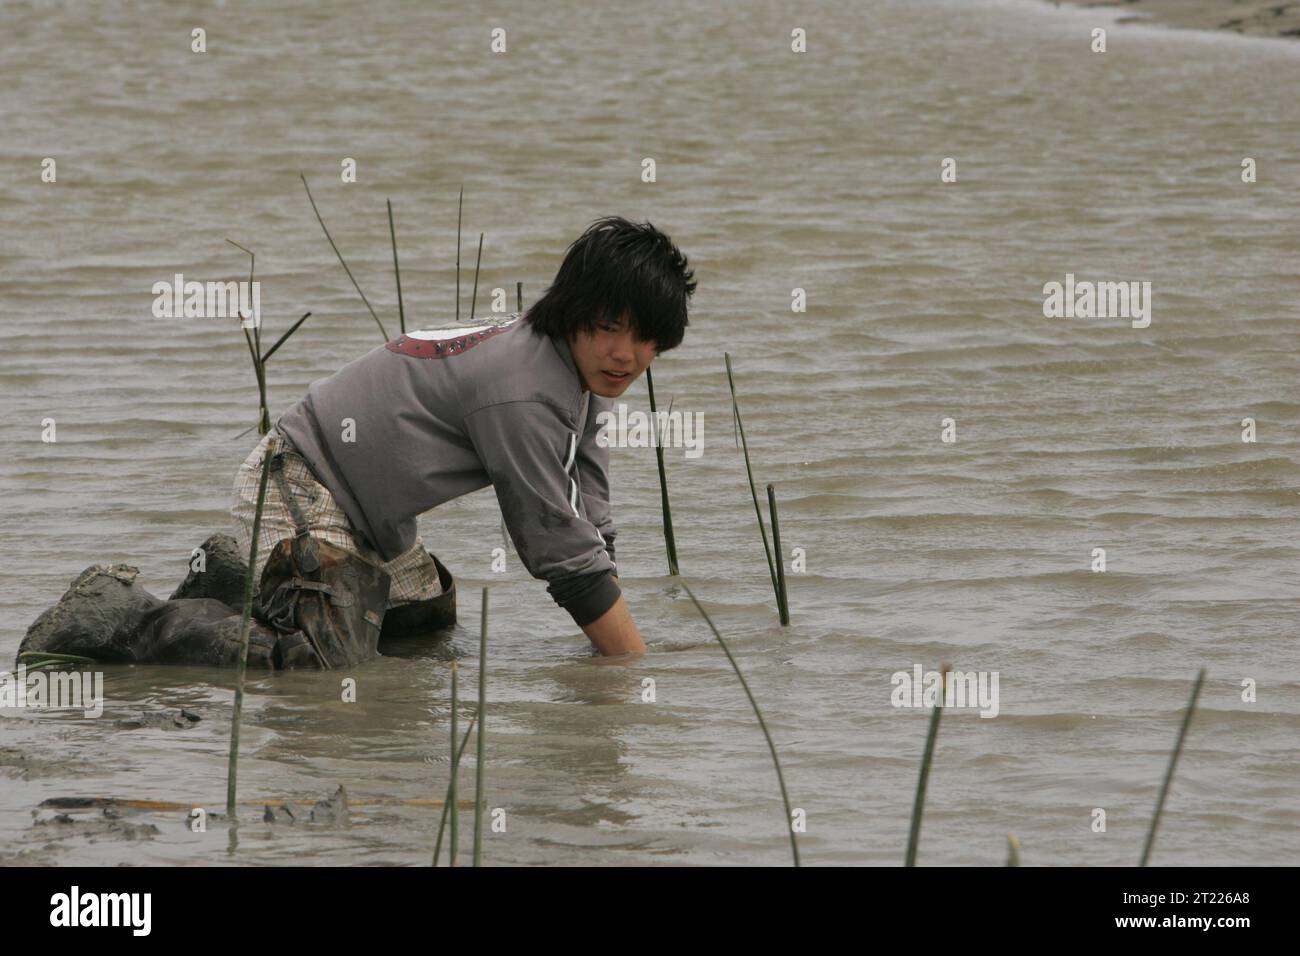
600,369,631,384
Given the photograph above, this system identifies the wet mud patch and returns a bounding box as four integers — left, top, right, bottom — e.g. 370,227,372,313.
32,804,162,842
0,743,96,782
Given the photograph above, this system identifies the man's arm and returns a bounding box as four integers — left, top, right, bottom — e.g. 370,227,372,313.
463,400,637,654
579,583,645,657
572,397,642,656
574,393,617,569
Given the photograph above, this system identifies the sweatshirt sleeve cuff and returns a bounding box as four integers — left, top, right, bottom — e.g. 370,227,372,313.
552,570,621,628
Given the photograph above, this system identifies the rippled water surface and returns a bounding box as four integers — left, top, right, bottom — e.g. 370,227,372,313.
1,0,1298,865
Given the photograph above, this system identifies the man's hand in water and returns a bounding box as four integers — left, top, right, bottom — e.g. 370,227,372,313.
580,576,645,658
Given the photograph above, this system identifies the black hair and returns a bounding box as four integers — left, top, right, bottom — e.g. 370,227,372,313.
525,216,696,353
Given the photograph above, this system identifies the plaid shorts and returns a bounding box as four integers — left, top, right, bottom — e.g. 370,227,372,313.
231,428,443,607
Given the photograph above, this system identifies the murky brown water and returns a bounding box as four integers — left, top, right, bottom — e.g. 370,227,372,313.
2,0,1298,865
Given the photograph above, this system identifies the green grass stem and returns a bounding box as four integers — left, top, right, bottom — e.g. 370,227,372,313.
473,588,488,866
680,581,799,866
905,668,946,866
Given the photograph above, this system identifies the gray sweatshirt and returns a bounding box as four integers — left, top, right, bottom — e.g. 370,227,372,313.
275,313,620,627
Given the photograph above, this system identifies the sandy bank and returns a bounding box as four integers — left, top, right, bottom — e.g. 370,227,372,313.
1053,0,1300,39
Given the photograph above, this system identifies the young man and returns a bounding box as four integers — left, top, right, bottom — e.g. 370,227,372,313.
18,216,694,669
233,215,695,661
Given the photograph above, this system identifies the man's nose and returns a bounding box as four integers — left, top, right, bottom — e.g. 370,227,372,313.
609,331,636,362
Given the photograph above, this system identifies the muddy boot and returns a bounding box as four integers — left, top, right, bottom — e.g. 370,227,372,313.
249,450,392,669
130,599,279,667
20,565,163,664
379,552,457,644
169,532,250,607
18,565,280,669
256,536,391,669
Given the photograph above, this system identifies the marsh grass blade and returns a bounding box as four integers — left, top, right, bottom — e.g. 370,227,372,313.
905,667,947,866
1139,668,1206,867
300,173,388,340
724,353,780,611
680,581,799,866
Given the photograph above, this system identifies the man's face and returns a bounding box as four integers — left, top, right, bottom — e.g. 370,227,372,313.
567,312,658,397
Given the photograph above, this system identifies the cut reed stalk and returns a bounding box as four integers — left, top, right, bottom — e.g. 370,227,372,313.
260,312,312,364
449,659,459,866
455,186,463,322
645,366,679,575
680,582,799,866
222,269,313,825
473,588,488,866
226,438,273,821
17,651,96,669
226,238,270,432
225,239,259,356
1139,668,1206,867
766,483,789,625
469,233,484,321
225,296,283,821
723,353,780,612
241,328,270,435
230,302,310,438
387,199,406,335
433,709,479,866
516,281,523,314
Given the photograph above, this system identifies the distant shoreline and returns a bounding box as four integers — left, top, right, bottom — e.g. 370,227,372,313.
1053,0,1300,40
